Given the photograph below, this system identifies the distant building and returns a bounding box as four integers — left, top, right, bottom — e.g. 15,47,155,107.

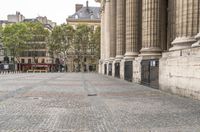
66,1,101,72
7,11,25,23
36,16,56,28
66,1,100,28
19,33,54,72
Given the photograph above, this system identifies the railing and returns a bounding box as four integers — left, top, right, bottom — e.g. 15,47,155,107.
0,70,22,75
27,70,48,73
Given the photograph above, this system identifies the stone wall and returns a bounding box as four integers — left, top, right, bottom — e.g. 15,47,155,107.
159,47,200,100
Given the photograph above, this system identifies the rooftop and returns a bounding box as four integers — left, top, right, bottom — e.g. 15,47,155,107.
67,1,100,21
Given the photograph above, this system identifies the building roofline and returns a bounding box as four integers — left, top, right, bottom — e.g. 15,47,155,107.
66,18,100,23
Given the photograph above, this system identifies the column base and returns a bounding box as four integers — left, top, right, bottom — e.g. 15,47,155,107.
192,33,200,48
109,57,115,62
140,47,162,57
170,37,196,51
124,52,138,61
115,55,124,62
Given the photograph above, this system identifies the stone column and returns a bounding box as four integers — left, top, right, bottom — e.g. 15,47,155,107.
115,0,126,78
170,0,199,51
100,11,105,60
115,0,126,61
124,0,140,59
109,0,116,61
140,0,162,57
167,0,176,50
99,6,105,74
104,0,110,60
108,0,116,76
104,0,111,75
192,0,200,47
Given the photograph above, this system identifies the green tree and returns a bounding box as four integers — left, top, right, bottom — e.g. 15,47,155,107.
89,26,101,72
48,24,74,72
0,25,2,41
2,23,31,66
74,24,92,72
90,26,100,58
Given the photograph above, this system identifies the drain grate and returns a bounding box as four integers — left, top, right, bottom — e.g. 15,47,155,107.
29,97,43,100
88,93,97,96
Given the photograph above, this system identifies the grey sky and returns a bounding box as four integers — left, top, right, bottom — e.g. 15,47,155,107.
0,0,100,24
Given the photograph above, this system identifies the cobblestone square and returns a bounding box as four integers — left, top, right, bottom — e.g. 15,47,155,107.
0,73,200,131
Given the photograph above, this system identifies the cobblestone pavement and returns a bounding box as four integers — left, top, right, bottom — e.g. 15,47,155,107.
0,73,200,132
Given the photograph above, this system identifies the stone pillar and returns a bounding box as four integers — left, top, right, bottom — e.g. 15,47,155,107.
115,0,126,78
99,9,105,74
108,0,116,76
192,0,200,47
104,0,110,61
100,11,105,61
104,0,111,75
170,0,199,51
124,0,140,59
115,0,126,61
109,0,116,61
167,0,176,50
140,0,163,57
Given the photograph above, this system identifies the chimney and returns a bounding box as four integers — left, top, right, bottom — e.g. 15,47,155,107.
86,1,89,8
75,4,83,12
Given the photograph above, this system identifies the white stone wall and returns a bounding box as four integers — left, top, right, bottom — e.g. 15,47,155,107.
159,47,200,100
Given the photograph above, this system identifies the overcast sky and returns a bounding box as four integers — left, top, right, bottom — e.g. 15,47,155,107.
0,0,100,25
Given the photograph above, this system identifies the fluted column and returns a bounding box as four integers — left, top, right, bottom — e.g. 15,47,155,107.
167,0,176,50
192,0,200,47
100,11,105,60
109,0,116,61
125,0,140,59
104,0,110,60
170,0,199,51
140,0,162,57
115,0,126,61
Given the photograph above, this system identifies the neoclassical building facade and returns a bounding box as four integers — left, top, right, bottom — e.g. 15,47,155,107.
96,0,200,100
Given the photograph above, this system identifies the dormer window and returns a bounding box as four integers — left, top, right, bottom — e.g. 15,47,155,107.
90,14,94,19
75,15,79,19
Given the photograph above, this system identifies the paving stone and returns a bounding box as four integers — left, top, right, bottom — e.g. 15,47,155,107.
0,73,200,131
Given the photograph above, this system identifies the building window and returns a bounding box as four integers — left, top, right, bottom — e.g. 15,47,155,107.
21,59,25,63
35,59,38,64
28,59,31,64
41,59,45,63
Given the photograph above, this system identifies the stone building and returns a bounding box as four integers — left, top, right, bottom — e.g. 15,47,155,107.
7,12,25,23
66,1,101,72
97,0,200,100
